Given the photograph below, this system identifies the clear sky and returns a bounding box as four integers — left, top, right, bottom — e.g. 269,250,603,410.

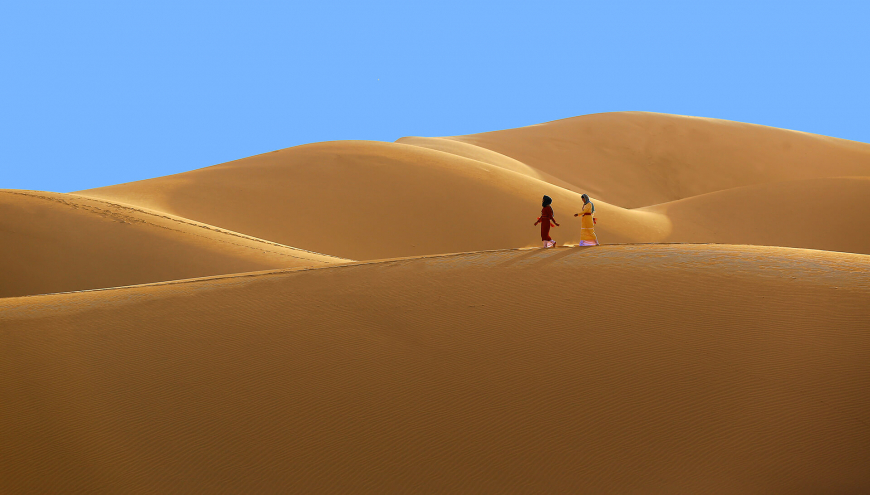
2,1,869,192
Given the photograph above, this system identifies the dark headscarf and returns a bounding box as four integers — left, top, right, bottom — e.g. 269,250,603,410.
542,195,552,207
581,194,595,213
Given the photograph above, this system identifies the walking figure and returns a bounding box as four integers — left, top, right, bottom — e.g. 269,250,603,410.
573,193,599,246
534,195,559,248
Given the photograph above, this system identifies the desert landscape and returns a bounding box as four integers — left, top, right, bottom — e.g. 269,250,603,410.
3,112,870,493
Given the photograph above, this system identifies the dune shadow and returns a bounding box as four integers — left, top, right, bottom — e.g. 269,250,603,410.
497,246,598,269
532,246,597,266
495,248,552,268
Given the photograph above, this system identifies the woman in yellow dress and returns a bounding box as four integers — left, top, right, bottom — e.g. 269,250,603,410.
574,194,599,246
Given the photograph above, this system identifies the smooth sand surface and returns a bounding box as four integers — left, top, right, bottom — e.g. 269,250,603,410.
440,111,870,208
2,245,869,493
78,140,668,259
0,190,347,297
643,176,870,254
77,112,870,258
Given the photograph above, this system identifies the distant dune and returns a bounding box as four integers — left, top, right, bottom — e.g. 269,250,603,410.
3,245,868,493
436,111,870,208
77,140,665,260
77,112,870,258
0,190,347,297
643,176,870,254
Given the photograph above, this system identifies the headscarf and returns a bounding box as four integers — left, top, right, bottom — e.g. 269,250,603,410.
581,194,595,213
542,195,552,207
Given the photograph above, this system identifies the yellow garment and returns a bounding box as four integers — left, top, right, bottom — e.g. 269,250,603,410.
580,202,598,242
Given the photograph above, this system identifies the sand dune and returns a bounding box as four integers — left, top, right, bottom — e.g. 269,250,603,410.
438,111,870,208
75,113,870,261
396,135,581,192
0,190,347,297
646,176,870,254
3,245,869,493
77,140,670,260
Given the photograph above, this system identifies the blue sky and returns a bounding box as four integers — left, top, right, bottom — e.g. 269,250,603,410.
2,1,869,192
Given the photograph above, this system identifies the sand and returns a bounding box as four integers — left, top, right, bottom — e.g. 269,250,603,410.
77,140,648,260
2,245,869,493
643,176,870,254
76,112,870,258
0,190,347,297
437,111,870,208
4,112,870,492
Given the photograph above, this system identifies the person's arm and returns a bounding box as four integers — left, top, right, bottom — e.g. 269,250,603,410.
534,217,541,226
551,214,559,227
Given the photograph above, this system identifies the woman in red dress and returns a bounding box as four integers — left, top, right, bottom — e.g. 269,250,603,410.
534,195,559,247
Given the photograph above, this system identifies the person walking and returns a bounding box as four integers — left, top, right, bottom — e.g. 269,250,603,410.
574,194,599,246
534,195,559,248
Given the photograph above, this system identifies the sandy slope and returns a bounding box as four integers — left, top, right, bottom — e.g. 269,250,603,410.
2,245,869,493
438,111,870,208
76,113,870,260
0,190,347,297
395,141,870,255
77,140,670,260
396,135,581,192
645,176,870,254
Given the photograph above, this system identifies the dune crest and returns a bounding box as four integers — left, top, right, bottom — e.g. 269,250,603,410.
395,135,581,192
442,111,870,208
642,176,870,254
74,112,870,259
0,190,347,297
77,140,672,260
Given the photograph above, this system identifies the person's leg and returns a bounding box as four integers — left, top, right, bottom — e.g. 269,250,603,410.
541,222,552,245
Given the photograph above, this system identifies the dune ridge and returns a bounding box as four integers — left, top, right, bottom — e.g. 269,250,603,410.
74,112,870,260
642,176,870,254
439,111,870,208
77,140,674,260
395,135,582,192
0,190,348,297
2,245,869,493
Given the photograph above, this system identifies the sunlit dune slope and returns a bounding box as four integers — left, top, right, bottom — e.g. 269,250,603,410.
396,136,581,192
436,111,870,208
77,113,870,260
646,176,870,254
0,190,347,297
2,245,869,493
77,141,668,260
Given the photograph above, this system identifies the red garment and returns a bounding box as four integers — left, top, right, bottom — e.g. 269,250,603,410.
541,221,552,241
538,205,554,241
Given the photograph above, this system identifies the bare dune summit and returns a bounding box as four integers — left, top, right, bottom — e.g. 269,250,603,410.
432,111,870,207
2,245,869,493
77,112,870,259
0,190,348,297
